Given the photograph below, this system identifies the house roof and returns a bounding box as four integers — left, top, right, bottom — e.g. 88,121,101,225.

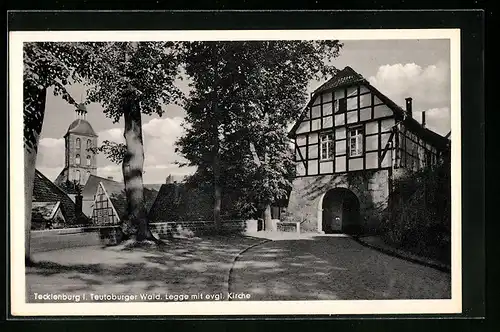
288,66,449,150
314,66,365,94
143,183,164,191
32,169,80,223
147,184,178,222
96,179,161,220
147,182,218,222
54,171,81,195
82,174,120,199
32,201,60,221
101,181,128,220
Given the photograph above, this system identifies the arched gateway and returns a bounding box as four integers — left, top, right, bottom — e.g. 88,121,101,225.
319,188,361,234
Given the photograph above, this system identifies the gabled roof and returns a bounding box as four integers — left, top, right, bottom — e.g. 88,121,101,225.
101,181,128,220
288,66,450,150
32,169,80,223
82,174,120,199
96,179,161,220
314,66,365,94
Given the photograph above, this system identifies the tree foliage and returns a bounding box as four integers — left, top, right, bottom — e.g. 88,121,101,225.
78,42,184,121
23,42,88,151
89,140,127,164
176,40,343,220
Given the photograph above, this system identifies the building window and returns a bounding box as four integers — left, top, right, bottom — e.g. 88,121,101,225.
349,128,364,157
76,138,81,149
335,98,347,114
75,154,81,165
87,139,92,150
76,170,81,183
86,155,91,166
320,132,334,160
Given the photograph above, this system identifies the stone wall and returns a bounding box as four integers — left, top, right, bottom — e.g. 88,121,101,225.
150,220,252,238
286,169,390,234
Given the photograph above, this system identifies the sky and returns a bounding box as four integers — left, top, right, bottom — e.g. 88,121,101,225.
35,39,451,184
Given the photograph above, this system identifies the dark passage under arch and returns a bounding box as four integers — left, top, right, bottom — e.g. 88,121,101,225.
322,188,361,235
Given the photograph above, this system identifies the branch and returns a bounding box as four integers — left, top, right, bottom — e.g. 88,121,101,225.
249,142,262,166
89,140,127,164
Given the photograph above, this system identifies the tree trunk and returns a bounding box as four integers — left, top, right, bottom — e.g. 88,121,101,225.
23,86,47,265
213,104,222,234
122,96,155,242
263,204,273,231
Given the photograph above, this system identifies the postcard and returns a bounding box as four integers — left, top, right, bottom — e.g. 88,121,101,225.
10,28,461,316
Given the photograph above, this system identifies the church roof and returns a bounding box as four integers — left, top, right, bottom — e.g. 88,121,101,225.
65,119,98,137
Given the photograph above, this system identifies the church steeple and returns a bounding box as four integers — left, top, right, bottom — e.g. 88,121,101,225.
54,101,98,190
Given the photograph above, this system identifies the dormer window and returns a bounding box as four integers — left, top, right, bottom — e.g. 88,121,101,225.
349,128,364,157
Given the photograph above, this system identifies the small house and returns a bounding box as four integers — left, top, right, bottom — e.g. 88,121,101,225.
31,169,86,229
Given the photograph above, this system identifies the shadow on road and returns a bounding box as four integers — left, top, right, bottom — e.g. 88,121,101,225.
26,235,260,302
229,235,451,301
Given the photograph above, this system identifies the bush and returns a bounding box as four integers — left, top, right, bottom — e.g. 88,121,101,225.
381,162,451,263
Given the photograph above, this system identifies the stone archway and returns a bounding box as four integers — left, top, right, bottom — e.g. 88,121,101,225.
318,188,361,235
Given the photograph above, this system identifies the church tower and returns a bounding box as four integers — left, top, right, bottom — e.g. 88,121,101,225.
55,103,98,189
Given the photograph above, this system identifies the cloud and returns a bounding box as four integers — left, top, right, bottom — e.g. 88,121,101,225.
142,116,187,166
413,107,451,137
37,138,65,168
368,62,450,111
99,128,124,143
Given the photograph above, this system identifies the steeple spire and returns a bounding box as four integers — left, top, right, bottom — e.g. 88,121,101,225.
75,103,87,120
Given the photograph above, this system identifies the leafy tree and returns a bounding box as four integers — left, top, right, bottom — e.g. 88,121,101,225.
80,42,183,242
23,42,86,264
177,40,342,231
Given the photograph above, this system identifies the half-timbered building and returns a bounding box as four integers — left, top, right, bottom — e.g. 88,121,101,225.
287,66,450,234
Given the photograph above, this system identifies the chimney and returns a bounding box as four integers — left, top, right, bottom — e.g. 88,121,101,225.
166,175,173,184
405,97,413,118
75,194,83,219
107,176,113,180
421,111,426,128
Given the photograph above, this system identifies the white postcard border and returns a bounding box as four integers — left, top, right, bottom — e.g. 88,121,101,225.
9,28,462,316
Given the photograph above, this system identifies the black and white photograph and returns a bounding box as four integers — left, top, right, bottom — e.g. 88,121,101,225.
9,28,461,316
